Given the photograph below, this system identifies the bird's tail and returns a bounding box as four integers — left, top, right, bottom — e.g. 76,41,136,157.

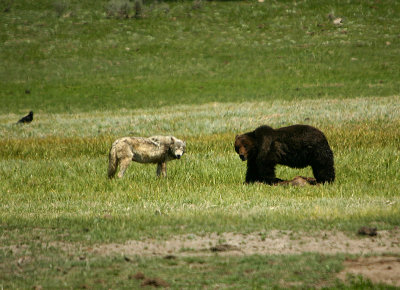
108,145,118,178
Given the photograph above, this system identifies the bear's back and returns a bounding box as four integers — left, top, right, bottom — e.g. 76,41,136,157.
275,124,328,145
272,124,331,168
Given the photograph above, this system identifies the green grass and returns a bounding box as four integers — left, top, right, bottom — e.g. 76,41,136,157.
1,244,396,289
1,248,347,289
1,97,399,242
1,0,399,113
1,0,400,288
1,98,399,287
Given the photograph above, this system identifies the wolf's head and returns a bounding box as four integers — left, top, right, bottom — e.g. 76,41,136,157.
170,137,186,159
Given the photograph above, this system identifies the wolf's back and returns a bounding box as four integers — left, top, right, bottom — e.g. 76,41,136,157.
108,142,118,178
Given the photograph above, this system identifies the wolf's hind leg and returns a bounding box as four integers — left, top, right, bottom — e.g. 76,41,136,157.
156,162,167,177
118,158,132,178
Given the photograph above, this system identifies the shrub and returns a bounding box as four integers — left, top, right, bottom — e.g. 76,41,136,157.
53,0,69,17
134,0,143,19
106,0,133,19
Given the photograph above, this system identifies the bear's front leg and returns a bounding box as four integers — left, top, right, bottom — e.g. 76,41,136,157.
255,160,281,184
245,163,259,183
245,158,265,183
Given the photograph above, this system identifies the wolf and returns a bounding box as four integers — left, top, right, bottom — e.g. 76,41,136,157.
108,135,186,179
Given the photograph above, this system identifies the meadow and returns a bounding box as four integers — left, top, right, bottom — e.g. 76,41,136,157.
1,0,400,288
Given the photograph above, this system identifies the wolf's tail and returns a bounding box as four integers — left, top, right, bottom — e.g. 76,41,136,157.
108,144,118,178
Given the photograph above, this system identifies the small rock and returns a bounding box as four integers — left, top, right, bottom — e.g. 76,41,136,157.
210,244,240,252
333,18,343,25
164,255,176,259
357,226,377,236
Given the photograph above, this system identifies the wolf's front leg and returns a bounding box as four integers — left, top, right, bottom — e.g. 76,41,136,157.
156,162,167,177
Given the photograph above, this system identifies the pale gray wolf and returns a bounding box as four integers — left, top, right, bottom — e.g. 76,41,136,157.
108,135,186,179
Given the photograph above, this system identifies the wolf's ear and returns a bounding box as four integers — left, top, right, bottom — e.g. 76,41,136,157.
171,136,176,144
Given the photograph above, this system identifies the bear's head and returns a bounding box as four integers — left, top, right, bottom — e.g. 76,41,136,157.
234,134,256,161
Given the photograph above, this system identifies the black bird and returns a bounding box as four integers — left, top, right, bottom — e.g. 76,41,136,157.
17,111,34,124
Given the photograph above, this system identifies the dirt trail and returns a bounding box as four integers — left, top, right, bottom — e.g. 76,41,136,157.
89,230,400,257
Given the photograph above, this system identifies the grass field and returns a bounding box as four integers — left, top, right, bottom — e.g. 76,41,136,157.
1,0,399,113
1,0,400,288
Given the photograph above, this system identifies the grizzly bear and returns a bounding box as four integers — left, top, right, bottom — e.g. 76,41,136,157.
234,124,335,184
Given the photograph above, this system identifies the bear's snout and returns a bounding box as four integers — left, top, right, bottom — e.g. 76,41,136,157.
239,154,246,161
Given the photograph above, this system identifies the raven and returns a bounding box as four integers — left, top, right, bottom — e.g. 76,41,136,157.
17,111,34,124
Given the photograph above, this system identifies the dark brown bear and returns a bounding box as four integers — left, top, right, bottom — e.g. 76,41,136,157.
234,124,335,184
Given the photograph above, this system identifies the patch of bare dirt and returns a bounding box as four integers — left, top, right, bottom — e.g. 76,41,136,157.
141,277,169,288
129,271,145,280
86,229,400,257
3,230,399,258
128,271,169,288
337,256,400,287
